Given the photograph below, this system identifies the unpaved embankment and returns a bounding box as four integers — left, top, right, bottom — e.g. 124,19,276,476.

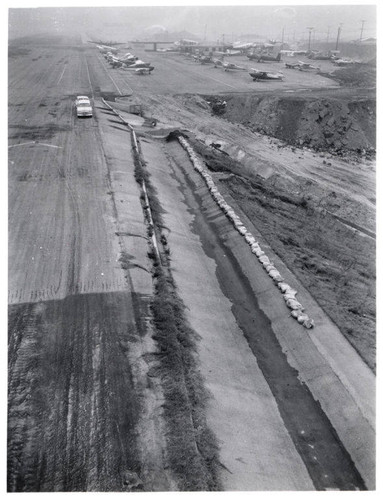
216,90,376,156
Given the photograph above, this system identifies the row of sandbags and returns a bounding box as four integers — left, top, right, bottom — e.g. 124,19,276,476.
178,136,314,329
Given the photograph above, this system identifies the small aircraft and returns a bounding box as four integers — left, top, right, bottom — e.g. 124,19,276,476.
110,56,123,68
247,51,282,62
222,62,247,71
199,55,213,64
332,58,357,66
215,49,242,57
123,60,154,71
249,68,283,81
134,67,154,75
285,61,319,71
307,50,335,60
97,45,118,54
232,41,255,51
212,58,225,68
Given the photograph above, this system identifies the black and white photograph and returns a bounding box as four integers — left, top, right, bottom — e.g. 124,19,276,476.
6,1,377,493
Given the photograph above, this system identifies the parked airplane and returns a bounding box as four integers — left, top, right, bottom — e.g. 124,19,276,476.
215,49,242,57
123,60,154,71
232,41,255,51
307,50,339,60
135,67,154,75
199,55,213,64
97,45,118,54
213,58,225,68
247,50,282,62
223,62,247,71
285,61,319,71
110,56,124,68
249,68,283,81
332,58,357,66
109,53,138,67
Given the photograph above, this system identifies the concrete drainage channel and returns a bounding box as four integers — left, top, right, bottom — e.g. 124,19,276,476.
101,98,221,491
177,135,315,330
167,135,367,491
100,100,368,491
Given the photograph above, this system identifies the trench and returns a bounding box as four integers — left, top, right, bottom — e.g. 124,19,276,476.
168,144,366,491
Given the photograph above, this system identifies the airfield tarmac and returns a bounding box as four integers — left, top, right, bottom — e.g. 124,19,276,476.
8,34,375,491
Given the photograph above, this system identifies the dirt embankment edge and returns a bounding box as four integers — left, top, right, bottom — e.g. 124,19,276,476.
215,92,375,157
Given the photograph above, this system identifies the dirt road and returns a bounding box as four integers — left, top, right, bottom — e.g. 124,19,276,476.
8,35,168,491
8,34,375,491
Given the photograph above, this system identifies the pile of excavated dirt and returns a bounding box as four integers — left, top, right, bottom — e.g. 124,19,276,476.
209,90,375,157
319,63,376,89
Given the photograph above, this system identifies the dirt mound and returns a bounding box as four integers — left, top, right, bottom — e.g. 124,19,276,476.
216,91,375,157
320,63,376,88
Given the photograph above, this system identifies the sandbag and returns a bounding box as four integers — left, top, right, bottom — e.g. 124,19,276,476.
245,234,256,245
303,318,315,329
278,282,291,293
286,298,304,310
258,255,270,264
253,248,264,257
296,313,310,324
283,289,298,300
271,272,284,282
265,264,276,272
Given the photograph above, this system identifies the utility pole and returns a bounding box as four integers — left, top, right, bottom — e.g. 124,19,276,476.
335,23,343,50
307,27,314,51
281,26,285,47
360,20,366,42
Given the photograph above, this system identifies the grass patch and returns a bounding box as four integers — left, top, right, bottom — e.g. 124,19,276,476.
151,269,220,490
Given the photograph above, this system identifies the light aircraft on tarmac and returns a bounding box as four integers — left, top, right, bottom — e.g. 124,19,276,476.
222,62,247,71
134,67,154,75
232,41,255,51
285,61,319,71
123,60,154,71
213,58,225,67
215,49,242,57
249,68,284,81
97,45,118,54
199,55,213,64
247,51,282,62
332,58,358,66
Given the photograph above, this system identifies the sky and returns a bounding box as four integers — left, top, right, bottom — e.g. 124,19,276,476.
7,2,377,44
